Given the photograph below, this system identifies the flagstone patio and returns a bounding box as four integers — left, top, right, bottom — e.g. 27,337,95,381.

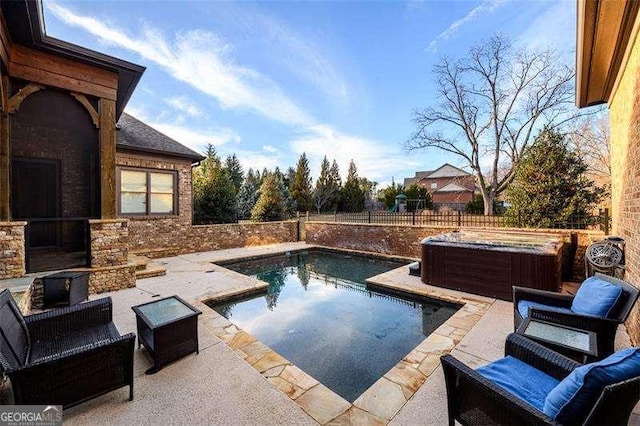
25,242,637,425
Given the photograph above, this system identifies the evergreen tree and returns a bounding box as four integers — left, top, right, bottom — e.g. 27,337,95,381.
290,153,313,212
193,144,237,224
328,160,342,211
284,167,296,189
236,169,260,219
224,154,244,194
341,160,365,212
313,156,337,213
378,180,405,208
504,127,603,228
251,173,289,221
274,168,297,217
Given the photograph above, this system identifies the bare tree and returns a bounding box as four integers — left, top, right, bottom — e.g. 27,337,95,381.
566,113,611,207
406,35,581,215
567,114,611,180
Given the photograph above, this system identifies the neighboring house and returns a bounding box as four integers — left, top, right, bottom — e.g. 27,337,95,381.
0,1,202,283
403,164,476,210
576,0,640,343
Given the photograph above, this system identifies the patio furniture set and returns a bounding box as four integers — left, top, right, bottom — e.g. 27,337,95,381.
0,290,201,408
443,272,640,425
1,269,640,426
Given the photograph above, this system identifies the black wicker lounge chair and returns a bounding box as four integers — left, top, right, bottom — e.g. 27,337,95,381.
441,333,640,426
0,290,135,408
513,273,639,359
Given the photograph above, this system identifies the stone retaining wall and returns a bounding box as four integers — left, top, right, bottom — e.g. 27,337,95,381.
0,222,26,279
128,220,298,258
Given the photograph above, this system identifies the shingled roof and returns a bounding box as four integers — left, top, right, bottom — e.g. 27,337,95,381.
116,113,204,161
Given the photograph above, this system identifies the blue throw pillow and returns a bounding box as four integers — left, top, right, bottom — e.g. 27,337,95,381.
543,347,640,424
571,276,622,317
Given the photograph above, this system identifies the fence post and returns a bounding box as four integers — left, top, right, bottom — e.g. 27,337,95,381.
603,208,610,235
334,211,337,222
306,211,309,221
457,210,461,227
368,210,371,224
412,210,416,226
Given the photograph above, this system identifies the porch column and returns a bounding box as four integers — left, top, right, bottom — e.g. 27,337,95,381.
99,98,116,218
0,75,9,221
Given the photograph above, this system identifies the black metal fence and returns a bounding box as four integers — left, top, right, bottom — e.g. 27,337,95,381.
304,209,611,234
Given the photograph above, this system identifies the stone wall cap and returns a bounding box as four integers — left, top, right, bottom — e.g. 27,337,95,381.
89,219,129,224
0,221,27,226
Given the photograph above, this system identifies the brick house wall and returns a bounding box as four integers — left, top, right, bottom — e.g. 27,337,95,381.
608,23,640,345
417,175,475,206
118,150,297,257
116,150,194,254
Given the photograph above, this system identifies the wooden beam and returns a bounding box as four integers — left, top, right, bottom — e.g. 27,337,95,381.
99,98,117,219
0,75,9,221
0,13,10,70
10,63,117,101
6,83,44,113
11,46,118,89
71,92,100,128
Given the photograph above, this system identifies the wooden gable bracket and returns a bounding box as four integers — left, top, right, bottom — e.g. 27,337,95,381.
6,83,44,113
71,92,100,129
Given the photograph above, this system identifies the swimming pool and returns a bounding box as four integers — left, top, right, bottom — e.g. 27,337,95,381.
206,250,459,402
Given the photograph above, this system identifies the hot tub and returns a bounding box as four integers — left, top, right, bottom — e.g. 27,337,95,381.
421,230,565,301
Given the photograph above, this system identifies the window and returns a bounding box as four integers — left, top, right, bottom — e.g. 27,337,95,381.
430,182,438,189
118,168,177,215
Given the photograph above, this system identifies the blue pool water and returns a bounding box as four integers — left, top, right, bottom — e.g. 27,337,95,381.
207,250,459,402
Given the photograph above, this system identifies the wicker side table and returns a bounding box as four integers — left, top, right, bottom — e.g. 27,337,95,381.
132,295,201,374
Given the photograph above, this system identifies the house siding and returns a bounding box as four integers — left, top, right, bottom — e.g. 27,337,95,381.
608,20,640,345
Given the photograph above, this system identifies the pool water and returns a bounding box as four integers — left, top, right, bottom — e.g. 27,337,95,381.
207,250,459,402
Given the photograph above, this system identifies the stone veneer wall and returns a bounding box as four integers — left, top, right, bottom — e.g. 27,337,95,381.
129,220,298,258
0,222,26,279
88,219,135,294
608,16,640,345
89,219,129,267
305,222,604,281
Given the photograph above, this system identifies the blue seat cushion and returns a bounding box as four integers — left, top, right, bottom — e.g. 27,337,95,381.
477,355,559,411
544,347,640,424
571,276,622,317
517,300,572,319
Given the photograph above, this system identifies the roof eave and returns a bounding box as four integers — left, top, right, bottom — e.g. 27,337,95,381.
576,0,640,108
116,145,205,162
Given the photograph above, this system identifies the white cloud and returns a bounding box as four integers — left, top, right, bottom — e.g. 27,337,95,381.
516,1,575,56
426,0,508,53
290,124,423,183
262,145,279,153
46,2,313,126
164,96,206,118
222,148,282,172
124,106,240,153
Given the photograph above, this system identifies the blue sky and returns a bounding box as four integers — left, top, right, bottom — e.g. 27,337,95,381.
43,0,576,187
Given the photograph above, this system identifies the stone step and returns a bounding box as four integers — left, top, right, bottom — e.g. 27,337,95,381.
130,255,151,271
135,262,166,280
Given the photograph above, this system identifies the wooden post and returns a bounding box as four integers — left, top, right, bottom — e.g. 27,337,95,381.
0,75,9,221
99,99,117,218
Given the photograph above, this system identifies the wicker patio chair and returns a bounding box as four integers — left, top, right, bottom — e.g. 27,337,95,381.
441,333,640,426
0,289,135,408
513,273,639,359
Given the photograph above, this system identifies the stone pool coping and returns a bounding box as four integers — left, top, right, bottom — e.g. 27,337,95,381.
196,245,493,425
